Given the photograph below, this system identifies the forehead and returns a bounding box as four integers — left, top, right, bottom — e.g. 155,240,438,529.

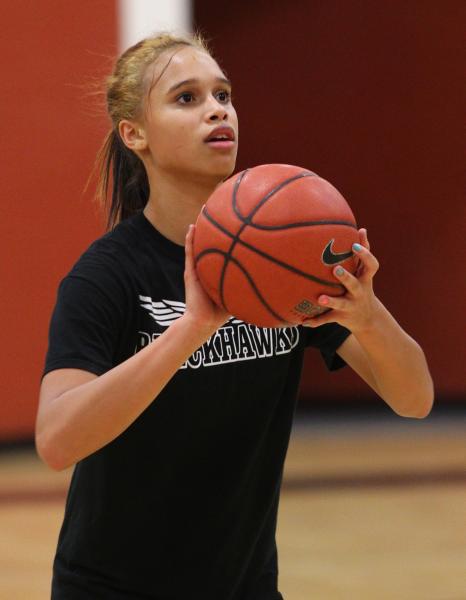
150,46,226,94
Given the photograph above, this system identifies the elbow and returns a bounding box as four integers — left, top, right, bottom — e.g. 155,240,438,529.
419,391,434,418
35,429,71,472
407,397,433,419
413,376,435,418
413,352,435,418
396,387,435,420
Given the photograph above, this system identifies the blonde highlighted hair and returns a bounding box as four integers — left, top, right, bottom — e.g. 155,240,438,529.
94,32,211,229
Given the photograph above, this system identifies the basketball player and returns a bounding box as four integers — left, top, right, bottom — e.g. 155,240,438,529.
36,33,434,600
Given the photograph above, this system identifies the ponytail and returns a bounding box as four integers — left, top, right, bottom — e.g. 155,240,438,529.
95,130,149,230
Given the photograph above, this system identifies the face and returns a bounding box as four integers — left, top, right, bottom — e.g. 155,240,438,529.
137,46,238,184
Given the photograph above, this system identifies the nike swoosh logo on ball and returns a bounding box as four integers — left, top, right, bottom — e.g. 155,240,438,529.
322,239,354,266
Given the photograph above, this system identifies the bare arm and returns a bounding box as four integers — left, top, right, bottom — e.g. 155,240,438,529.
36,225,229,471
304,229,434,418
336,307,433,417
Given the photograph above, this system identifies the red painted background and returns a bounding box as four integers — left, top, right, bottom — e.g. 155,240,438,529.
1,1,117,440
194,0,465,407
0,1,464,441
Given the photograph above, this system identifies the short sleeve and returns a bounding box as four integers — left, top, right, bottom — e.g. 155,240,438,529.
302,322,351,371
43,274,125,378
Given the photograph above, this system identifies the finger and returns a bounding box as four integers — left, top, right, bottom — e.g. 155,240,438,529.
358,228,370,251
184,224,192,259
184,225,198,280
302,312,338,328
317,293,350,312
351,243,379,283
333,265,360,294
351,242,365,278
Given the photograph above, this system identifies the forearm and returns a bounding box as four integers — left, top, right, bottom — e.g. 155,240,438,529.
353,299,434,418
37,315,212,470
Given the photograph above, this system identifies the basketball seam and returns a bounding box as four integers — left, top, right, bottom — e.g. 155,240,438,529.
195,248,288,323
231,170,317,225
199,168,351,324
201,208,344,289
234,219,357,231
219,170,317,310
232,171,356,231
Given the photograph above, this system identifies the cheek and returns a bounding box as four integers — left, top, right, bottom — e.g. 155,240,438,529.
152,110,196,145
229,107,239,138
146,120,187,156
229,104,238,123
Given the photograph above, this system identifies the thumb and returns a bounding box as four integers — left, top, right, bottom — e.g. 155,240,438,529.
184,224,199,282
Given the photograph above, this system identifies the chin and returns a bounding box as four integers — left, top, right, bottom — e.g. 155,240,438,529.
219,165,236,182
204,161,237,185
178,154,237,188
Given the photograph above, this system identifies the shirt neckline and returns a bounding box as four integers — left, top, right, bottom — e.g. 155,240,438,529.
135,211,186,260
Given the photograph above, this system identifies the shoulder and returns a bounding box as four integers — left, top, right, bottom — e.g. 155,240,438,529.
47,216,143,318
58,212,184,310
72,214,142,270
66,213,147,291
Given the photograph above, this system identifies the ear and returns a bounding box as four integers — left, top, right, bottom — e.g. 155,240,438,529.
118,119,148,153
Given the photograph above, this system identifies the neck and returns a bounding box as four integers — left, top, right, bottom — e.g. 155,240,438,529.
143,171,222,246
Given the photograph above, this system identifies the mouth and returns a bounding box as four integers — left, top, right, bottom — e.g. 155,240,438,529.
204,126,236,147
205,139,236,150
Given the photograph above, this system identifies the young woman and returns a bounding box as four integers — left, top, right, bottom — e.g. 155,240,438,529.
36,32,434,600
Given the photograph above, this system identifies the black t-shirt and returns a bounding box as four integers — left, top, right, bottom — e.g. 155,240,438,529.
44,212,351,600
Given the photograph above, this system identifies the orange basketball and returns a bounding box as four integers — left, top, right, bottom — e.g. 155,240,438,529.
193,164,360,327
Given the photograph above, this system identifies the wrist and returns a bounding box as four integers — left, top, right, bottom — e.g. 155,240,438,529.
353,297,391,338
178,312,220,343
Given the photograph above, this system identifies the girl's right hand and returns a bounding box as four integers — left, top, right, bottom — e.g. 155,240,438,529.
183,224,230,336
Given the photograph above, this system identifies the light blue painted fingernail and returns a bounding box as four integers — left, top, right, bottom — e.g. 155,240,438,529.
335,266,345,276
353,243,362,252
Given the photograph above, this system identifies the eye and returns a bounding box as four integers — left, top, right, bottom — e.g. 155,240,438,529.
216,90,231,103
176,89,232,105
177,92,194,104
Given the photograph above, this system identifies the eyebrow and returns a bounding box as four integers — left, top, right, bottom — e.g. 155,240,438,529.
167,76,232,95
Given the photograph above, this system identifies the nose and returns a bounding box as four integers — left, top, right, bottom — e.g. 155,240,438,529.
206,95,228,122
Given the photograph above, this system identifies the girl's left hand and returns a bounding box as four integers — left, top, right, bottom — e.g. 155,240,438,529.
303,228,381,333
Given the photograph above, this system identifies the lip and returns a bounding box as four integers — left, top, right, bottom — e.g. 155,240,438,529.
204,126,235,143
205,140,236,151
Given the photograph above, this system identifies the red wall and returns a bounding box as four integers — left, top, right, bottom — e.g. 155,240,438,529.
0,1,116,439
193,1,466,405
1,2,464,441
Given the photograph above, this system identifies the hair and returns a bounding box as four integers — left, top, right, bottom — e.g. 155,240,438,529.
93,32,211,230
